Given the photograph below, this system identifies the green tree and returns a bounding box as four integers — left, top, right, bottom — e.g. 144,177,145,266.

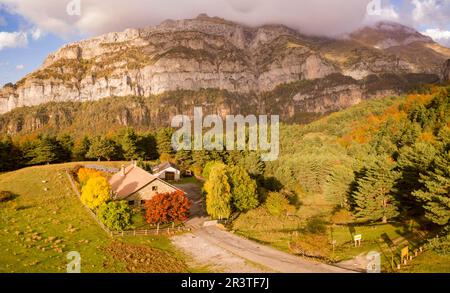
204,163,232,220
156,128,174,156
58,134,74,162
413,151,450,226
24,135,64,165
324,164,354,208
121,128,145,160
175,150,193,173
97,201,133,231
140,132,158,160
396,142,437,210
86,137,121,161
352,158,400,223
73,136,91,161
0,137,20,171
228,166,259,212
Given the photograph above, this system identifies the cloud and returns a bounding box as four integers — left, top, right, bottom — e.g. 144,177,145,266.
422,28,450,47
2,0,376,37
0,31,28,50
15,64,24,70
412,0,450,27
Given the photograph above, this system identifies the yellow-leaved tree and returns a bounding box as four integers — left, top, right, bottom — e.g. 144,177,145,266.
81,176,111,210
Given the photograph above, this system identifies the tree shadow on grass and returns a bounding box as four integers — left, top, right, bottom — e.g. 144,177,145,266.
0,191,19,203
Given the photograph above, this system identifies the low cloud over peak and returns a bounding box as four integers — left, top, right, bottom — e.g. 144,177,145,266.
1,0,449,46
1,0,387,38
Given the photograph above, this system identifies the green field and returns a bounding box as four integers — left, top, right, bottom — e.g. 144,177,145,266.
0,162,194,273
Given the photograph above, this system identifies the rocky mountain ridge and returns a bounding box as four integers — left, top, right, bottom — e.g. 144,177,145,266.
0,15,449,122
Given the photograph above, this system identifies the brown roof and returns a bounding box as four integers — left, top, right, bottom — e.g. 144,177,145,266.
109,165,158,199
109,164,184,199
152,162,179,173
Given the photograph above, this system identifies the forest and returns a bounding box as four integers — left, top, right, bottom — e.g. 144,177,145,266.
1,85,449,256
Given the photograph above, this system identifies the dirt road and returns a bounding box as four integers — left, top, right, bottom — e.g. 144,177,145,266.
173,182,356,273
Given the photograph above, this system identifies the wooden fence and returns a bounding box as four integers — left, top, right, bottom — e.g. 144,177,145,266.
65,170,191,237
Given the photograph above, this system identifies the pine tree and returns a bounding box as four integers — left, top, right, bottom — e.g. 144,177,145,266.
156,128,174,156
58,134,74,162
121,129,145,160
324,164,354,208
396,142,436,210
204,163,232,220
413,151,450,226
352,158,400,223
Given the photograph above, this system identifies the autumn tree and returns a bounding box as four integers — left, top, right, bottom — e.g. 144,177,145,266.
204,163,232,220
352,158,400,223
77,168,103,186
81,176,111,210
98,201,133,231
145,190,191,225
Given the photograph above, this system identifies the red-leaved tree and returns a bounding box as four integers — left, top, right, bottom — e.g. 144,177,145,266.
145,190,191,225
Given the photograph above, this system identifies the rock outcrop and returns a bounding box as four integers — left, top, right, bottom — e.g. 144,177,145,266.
0,16,449,116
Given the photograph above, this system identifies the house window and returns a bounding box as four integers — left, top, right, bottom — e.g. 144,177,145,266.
152,186,158,192
128,200,135,206
140,200,146,205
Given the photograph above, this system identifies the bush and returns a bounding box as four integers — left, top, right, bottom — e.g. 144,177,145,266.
0,191,15,203
98,201,133,231
264,192,290,216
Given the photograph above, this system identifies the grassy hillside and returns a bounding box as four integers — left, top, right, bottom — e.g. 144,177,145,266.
0,162,191,273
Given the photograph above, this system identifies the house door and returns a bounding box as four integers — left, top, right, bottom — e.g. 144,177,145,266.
165,172,175,181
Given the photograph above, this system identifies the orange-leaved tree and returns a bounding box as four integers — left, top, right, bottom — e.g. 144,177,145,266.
145,190,191,225
77,168,103,186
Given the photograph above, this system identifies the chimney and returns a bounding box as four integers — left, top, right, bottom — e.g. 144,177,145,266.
121,165,126,177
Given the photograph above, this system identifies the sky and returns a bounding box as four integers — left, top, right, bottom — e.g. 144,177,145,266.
0,0,449,86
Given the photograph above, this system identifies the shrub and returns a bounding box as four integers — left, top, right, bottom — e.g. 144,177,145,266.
264,192,290,216
81,176,111,210
98,201,133,231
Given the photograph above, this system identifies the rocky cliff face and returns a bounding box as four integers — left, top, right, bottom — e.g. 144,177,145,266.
0,15,449,117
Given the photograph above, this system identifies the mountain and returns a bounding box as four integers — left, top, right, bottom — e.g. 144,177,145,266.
0,15,449,135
